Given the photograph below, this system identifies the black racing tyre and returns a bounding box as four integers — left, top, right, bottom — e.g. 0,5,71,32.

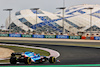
24,57,31,64
49,56,56,63
10,57,16,64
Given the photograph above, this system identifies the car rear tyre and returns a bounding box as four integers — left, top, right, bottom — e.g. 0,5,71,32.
10,57,16,64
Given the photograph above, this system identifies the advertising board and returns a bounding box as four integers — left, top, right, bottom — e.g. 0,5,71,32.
45,35,56,38
94,37,100,40
9,34,21,37
22,34,32,37
33,35,44,38
70,36,81,39
0,34,9,37
56,35,69,39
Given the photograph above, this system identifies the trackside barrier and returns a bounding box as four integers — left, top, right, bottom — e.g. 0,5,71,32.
0,34,9,37
22,34,32,38
69,36,81,39
86,37,90,39
86,37,94,40
9,34,21,37
94,37,100,40
0,34,96,40
90,37,94,40
56,35,69,39
45,35,56,38
81,36,86,39
33,35,44,38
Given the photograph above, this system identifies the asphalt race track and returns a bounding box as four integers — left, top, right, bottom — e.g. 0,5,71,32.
0,40,100,65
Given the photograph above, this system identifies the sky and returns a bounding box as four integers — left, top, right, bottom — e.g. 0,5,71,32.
0,0,100,29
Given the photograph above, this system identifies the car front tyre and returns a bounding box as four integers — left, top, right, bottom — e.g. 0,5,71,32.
49,56,56,63
24,57,31,64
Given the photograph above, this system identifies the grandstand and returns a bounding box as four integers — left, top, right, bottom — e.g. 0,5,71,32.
6,4,100,35
56,4,100,35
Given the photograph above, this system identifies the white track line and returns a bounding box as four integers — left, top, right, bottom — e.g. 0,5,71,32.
0,43,60,60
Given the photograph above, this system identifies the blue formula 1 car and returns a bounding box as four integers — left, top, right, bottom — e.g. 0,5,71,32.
10,52,56,64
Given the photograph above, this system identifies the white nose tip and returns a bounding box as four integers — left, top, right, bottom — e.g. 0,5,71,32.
56,60,60,62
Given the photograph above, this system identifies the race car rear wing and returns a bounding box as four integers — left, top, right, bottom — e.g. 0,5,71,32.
11,53,22,56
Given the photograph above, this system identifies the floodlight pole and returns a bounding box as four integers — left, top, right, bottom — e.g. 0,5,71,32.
3,9,12,33
85,7,93,36
90,8,92,36
63,0,65,7
56,7,66,35
30,8,39,33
